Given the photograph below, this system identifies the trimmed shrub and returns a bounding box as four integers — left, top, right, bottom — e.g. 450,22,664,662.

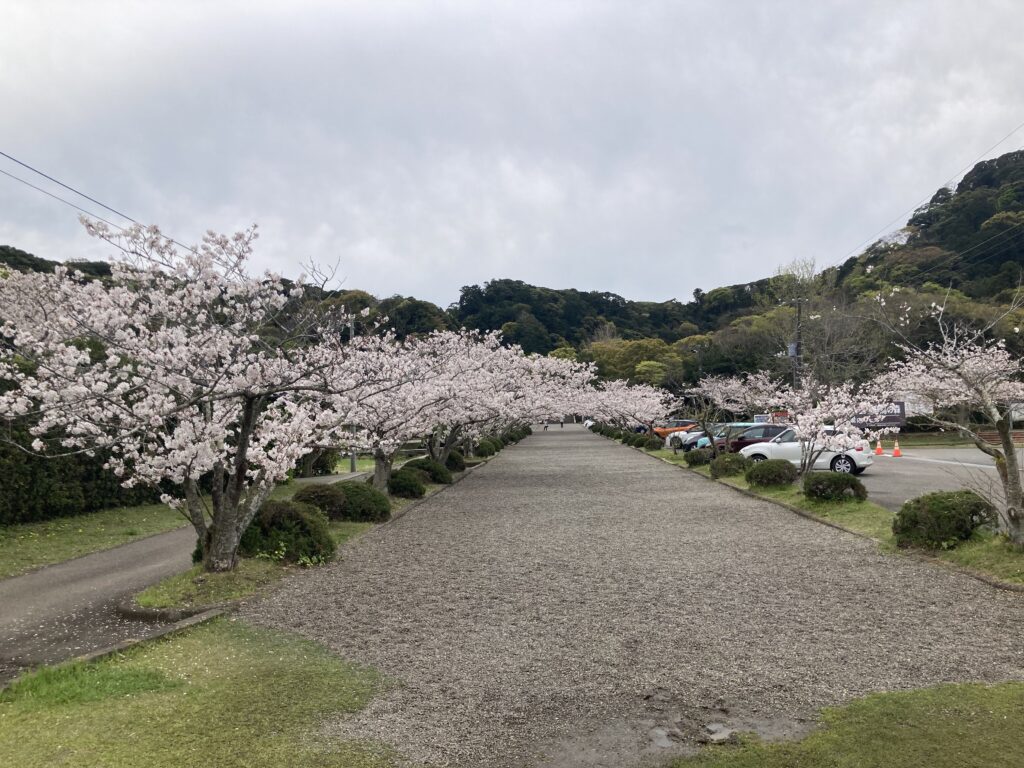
803,472,868,502
893,490,995,550
444,450,466,472
474,440,496,457
239,500,335,564
332,481,391,522
641,435,664,451
684,448,713,467
709,453,749,479
404,458,453,484
388,468,426,499
745,459,798,487
630,434,647,447
291,483,348,520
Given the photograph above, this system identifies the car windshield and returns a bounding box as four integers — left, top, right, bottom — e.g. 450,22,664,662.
774,429,797,443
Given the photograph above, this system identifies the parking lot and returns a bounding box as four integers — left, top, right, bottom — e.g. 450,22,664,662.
859,447,1006,511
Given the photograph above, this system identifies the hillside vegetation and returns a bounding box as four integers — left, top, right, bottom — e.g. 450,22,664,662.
5,151,1023,389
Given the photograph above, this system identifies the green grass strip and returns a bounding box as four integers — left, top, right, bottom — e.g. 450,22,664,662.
0,619,390,768
672,682,1024,768
0,503,188,579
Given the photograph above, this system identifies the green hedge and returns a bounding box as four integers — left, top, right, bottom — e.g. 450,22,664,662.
404,458,453,484
745,459,798,487
388,468,426,499
709,453,749,479
291,484,348,520
445,450,466,472
803,473,868,502
239,500,336,564
684,448,713,467
0,423,160,525
893,490,995,550
332,481,391,522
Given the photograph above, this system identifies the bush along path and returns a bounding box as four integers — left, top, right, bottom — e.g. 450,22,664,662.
242,426,1024,768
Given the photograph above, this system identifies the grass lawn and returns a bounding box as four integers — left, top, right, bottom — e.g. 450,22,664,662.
0,619,390,768
0,503,188,579
672,682,1024,768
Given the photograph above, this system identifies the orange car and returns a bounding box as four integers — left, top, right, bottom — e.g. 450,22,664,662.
652,420,698,439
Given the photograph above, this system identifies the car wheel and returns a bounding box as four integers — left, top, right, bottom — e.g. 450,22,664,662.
749,453,767,463
831,455,855,473
669,436,683,449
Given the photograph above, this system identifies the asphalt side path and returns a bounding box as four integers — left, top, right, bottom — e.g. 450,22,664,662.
243,426,1024,768
0,526,194,684
0,470,366,685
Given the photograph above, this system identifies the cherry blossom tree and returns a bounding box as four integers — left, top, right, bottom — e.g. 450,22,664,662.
881,320,1024,546
347,330,494,489
0,220,385,572
583,379,676,430
692,371,895,475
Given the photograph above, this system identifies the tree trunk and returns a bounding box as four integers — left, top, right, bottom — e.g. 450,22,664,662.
202,521,243,572
995,418,1024,547
437,428,461,465
373,450,393,492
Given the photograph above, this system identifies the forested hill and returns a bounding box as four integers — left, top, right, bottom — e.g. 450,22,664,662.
3,150,1023,381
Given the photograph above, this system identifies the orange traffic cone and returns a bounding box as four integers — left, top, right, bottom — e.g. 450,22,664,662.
892,439,902,458
874,439,883,456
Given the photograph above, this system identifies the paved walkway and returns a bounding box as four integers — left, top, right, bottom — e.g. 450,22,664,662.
243,427,1024,768
0,471,367,684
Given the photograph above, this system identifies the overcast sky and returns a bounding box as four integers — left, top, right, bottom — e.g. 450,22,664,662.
3,1,1024,307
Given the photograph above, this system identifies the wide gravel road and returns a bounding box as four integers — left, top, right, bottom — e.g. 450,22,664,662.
243,427,1024,768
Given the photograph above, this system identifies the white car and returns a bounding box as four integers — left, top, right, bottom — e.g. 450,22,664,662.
738,428,873,474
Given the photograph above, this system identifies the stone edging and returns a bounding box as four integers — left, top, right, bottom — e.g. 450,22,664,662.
73,608,226,666
115,598,240,622
616,438,1024,595
0,608,226,693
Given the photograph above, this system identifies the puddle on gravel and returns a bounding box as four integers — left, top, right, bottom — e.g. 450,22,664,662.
533,688,816,768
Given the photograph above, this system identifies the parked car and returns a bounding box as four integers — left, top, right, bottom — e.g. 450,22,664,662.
738,428,872,474
652,419,697,439
726,423,790,452
709,422,763,452
666,423,720,450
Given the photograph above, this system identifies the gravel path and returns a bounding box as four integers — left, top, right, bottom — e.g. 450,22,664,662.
242,427,1024,767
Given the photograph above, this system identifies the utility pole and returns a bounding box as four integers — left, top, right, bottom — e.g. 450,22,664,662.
348,316,357,473
790,298,805,389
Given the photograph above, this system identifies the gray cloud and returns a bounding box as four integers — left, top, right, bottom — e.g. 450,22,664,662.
3,0,1024,305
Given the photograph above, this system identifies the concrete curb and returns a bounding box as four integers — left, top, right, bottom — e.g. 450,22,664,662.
115,598,241,622
612,436,1024,595
71,608,226,666
0,608,226,692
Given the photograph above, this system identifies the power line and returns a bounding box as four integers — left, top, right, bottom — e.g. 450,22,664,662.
824,117,1024,271
0,168,125,232
908,217,1024,284
0,150,198,253
0,150,140,226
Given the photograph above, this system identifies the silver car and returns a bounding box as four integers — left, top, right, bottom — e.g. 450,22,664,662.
738,428,873,474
